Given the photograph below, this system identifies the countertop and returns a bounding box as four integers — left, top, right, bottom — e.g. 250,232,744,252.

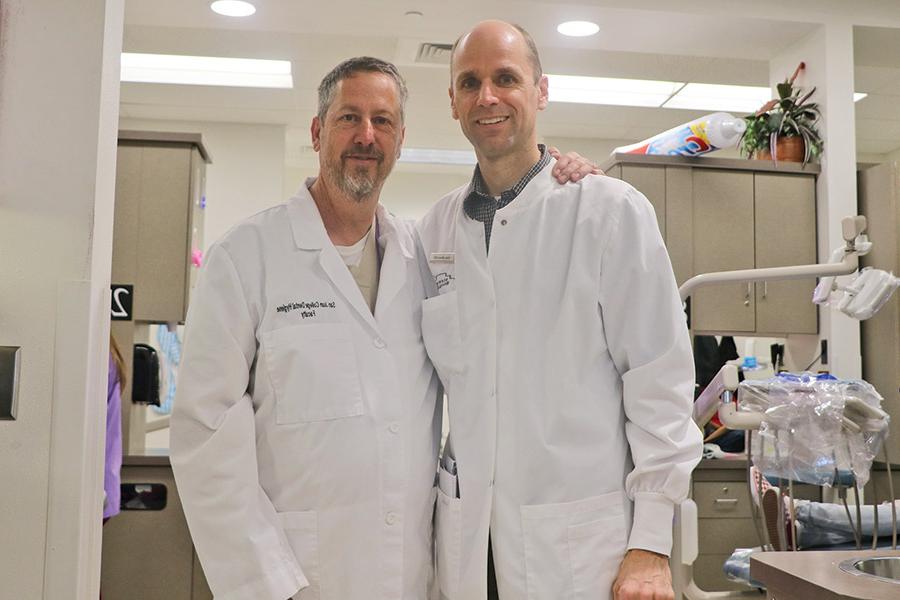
752,550,900,600
599,153,821,175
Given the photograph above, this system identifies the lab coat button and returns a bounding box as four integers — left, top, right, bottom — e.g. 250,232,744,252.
373,337,386,349
500,219,508,226
389,422,400,434
385,511,398,525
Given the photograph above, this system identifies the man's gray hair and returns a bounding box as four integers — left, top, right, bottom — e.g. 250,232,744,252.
450,23,543,84
317,57,409,123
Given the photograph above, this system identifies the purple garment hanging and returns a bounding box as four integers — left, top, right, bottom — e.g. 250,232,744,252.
104,354,123,519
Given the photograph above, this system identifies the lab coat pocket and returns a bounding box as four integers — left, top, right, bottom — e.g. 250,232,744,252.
568,515,627,600
263,323,365,424
435,487,462,598
421,291,464,385
278,510,320,600
521,492,626,600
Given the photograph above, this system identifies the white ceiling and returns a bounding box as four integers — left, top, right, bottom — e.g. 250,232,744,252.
119,1,900,159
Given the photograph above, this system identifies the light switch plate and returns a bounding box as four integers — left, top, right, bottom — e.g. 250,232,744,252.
0,346,21,420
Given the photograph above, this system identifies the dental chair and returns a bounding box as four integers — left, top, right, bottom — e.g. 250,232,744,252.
672,216,900,599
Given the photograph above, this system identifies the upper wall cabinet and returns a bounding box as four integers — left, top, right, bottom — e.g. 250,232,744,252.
604,155,819,336
113,132,211,324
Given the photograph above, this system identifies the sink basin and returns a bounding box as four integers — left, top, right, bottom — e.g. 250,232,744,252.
839,557,900,584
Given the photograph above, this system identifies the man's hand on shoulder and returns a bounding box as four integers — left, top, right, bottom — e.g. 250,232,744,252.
613,548,674,600
547,146,604,183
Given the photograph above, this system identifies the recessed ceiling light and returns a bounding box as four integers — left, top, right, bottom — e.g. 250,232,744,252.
547,74,684,107
210,1,256,18
557,21,600,37
854,92,867,102
121,53,292,88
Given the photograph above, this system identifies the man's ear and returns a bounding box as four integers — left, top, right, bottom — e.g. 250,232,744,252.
449,86,459,121
537,75,549,111
311,116,322,152
397,125,406,158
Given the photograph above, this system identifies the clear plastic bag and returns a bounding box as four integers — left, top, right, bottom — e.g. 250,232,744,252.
740,372,889,487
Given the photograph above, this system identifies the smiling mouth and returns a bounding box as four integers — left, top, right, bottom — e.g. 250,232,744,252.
476,116,509,125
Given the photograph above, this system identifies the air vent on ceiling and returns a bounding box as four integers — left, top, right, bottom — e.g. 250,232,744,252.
416,42,453,65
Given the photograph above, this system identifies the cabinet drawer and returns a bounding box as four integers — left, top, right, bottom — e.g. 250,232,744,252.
698,517,762,554
694,482,752,518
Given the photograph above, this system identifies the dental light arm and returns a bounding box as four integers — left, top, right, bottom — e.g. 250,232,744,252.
680,216,870,303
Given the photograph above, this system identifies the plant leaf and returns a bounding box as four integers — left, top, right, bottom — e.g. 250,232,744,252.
777,82,793,99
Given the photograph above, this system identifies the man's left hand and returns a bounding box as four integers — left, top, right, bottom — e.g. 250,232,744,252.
548,146,604,183
612,549,674,600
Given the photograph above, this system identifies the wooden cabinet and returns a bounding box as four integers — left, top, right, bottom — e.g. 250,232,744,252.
101,458,213,599
754,174,818,334
604,155,819,335
858,162,900,465
691,460,820,592
111,131,211,454
113,131,210,324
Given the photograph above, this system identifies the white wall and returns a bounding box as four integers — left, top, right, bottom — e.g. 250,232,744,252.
119,119,286,249
0,1,123,598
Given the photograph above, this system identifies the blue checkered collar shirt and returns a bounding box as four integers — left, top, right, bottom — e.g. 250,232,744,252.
463,144,550,253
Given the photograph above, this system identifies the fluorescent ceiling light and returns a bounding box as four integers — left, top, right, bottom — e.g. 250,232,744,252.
210,1,256,17
663,83,771,113
547,74,870,112
399,148,477,165
547,74,684,107
557,21,600,37
121,53,292,88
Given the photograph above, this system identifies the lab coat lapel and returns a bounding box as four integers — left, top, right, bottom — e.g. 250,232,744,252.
374,207,413,321
287,180,380,333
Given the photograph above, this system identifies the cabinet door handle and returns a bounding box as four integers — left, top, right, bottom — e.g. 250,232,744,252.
715,498,739,505
763,281,768,299
744,283,752,306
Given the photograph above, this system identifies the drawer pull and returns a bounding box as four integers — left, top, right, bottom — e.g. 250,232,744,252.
714,498,739,505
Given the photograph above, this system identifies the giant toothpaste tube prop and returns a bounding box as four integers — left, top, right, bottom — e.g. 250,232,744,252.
613,112,747,157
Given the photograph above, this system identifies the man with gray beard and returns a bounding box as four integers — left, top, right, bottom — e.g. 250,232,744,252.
171,57,441,600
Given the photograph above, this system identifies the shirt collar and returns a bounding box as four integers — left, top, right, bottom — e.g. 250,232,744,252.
464,144,549,217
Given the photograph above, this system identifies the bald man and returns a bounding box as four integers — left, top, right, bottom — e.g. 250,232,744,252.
417,21,703,600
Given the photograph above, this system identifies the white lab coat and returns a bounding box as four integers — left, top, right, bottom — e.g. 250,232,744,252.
416,162,703,600
171,180,442,600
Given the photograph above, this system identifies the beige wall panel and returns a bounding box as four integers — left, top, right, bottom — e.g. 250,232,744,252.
754,173,818,334
134,145,192,322
692,170,756,332
112,145,142,285
859,162,900,464
665,167,694,286
622,164,666,237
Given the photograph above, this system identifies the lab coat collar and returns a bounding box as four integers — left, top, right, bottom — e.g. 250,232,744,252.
286,178,413,331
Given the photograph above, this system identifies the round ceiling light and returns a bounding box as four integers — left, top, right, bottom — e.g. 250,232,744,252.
557,21,600,37
210,1,257,17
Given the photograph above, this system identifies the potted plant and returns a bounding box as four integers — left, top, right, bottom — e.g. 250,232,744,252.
738,62,823,165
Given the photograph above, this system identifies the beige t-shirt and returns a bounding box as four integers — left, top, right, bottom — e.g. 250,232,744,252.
335,224,379,314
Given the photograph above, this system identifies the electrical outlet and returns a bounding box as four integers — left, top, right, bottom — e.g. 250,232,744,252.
0,346,21,420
